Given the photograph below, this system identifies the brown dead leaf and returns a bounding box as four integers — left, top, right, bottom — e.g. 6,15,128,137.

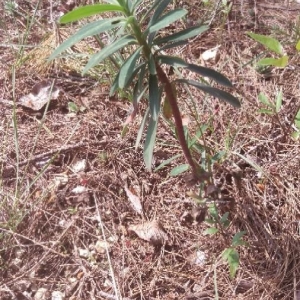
19,80,59,111
128,220,168,246
124,185,143,215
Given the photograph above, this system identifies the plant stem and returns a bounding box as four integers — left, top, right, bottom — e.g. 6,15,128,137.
155,62,199,179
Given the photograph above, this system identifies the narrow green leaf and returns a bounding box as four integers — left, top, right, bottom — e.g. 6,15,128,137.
258,92,273,108
143,115,159,171
170,164,190,176
140,0,162,23
247,32,283,55
187,64,233,87
135,107,150,150
296,40,300,51
137,64,147,93
49,18,124,61
157,40,188,52
148,9,188,34
110,72,120,96
130,0,144,12
257,56,288,68
83,35,136,73
154,154,181,172
149,75,161,121
118,47,142,88
125,63,146,90
158,56,233,87
154,24,209,45
176,79,241,108
258,108,274,115
291,131,299,141
188,124,208,148
275,89,283,113
148,0,171,27
294,109,300,128
158,55,188,67
59,4,125,23
203,227,219,235
211,150,226,164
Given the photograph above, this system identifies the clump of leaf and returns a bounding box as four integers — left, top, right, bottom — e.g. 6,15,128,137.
49,0,240,180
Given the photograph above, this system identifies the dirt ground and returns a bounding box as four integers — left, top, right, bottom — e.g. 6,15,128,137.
0,0,299,299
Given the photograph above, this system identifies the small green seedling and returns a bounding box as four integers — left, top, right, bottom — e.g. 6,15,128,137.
247,32,288,68
204,203,247,278
258,89,282,115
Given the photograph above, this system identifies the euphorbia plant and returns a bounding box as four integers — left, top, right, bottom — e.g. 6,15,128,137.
49,0,240,180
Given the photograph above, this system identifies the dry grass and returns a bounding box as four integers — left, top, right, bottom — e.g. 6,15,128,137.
0,0,299,299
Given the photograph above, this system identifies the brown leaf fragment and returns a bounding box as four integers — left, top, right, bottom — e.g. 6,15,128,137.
19,80,59,111
124,185,143,215
128,220,168,246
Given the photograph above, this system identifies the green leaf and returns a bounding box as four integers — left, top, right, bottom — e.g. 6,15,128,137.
296,40,300,51
148,9,188,34
294,109,300,128
148,0,171,27
158,56,233,87
211,150,226,163
68,102,79,113
232,231,247,247
154,24,209,45
118,47,142,88
188,125,208,148
203,227,219,235
48,18,124,61
220,212,229,224
157,40,188,52
148,54,157,75
247,32,283,55
186,64,233,87
258,92,273,108
149,75,161,121
83,35,136,73
258,108,274,115
257,56,288,68
59,4,125,23
222,248,239,278
158,55,188,67
143,114,159,171
135,107,150,149
275,89,283,113
208,203,218,219
291,131,299,141
170,164,190,176
154,154,181,172
176,79,241,108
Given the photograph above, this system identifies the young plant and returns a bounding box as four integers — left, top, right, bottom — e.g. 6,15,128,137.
204,202,247,278
258,90,300,140
247,32,289,68
49,0,240,180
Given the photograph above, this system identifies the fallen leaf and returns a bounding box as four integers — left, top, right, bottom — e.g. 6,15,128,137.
19,80,59,111
128,220,168,246
124,185,143,214
201,45,220,61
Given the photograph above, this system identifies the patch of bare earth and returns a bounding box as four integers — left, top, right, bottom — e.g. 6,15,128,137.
0,0,299,299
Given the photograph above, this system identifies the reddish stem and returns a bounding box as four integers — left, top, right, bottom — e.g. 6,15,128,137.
155,63,199,178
